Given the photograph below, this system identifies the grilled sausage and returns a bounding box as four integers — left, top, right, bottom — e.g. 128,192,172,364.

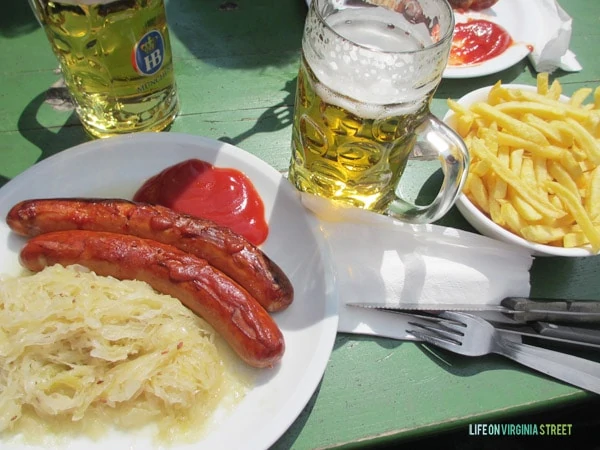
7,198,293,312
19,230,285,368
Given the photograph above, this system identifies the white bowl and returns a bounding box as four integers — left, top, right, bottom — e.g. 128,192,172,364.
444,84,597,258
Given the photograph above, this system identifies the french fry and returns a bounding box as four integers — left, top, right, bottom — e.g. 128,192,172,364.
470,102,549,146
564,118,600,164
569,88,593,107
548,119,575,147
546,181,600,251
559,150,584,180
586,166,600,219
537,72,549,95
564,232,589,248
594,86,600,109
470,140,564,219
495,101,566,120
491,176,508,200
480,123,499,153
585,111,600,138
499,201,528,235
521,224,567,244
547,79,563,100
489,198,504,226
496,131,564,159
487,80,508,105
522,113,566,145
510,148,524,175
471,159,491,177
532,156,549,186
446,73,600,252
510,194,544,222
447,99,475,137
466,172,490,214
520,156,537,187
547,160,581,200
508,90,589,121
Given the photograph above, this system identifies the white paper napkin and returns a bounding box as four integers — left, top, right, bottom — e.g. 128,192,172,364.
528,0,582,73
301,194,534,341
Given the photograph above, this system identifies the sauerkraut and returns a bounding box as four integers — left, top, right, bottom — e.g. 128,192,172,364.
0,264,248,443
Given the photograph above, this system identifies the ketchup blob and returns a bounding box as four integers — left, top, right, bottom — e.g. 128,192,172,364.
449,19,513,66
134,159,269,246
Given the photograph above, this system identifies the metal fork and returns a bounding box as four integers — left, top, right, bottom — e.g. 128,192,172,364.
406,311,600,395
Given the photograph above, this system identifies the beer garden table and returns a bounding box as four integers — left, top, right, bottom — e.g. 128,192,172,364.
1,0,599,448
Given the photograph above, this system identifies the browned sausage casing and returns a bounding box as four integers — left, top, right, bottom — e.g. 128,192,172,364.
6,198,293,312
19,230,285,368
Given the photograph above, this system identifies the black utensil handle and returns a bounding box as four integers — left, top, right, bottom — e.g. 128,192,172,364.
533,322,600,345
503,297,600,312
510,310,600,324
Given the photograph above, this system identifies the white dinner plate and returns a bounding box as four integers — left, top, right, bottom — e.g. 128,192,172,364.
443,0,540,79
304,0,540,79
0,133,339,450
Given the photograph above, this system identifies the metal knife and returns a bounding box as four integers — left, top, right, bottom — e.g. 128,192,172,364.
347,297,600,324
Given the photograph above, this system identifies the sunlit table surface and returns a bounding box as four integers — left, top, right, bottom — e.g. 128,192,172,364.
1,0,599,448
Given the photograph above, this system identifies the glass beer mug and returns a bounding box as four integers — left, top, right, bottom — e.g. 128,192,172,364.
28,0,179,139
288,0,469,223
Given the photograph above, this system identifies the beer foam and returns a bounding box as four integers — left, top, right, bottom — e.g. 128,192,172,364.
303,5,448,118
310,71,424,120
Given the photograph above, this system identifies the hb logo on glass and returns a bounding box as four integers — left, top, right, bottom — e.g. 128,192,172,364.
132,30,165,76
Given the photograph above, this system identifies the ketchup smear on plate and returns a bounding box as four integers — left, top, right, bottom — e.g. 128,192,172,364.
449,19,513,66
134,159,269,246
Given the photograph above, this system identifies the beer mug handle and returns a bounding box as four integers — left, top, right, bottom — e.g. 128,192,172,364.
27,0,43,26
386,114,470,224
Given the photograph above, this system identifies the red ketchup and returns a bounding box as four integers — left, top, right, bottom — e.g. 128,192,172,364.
134,159,269,246
449,19,513,66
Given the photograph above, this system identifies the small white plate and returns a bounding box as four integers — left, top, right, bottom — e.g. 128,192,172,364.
443,0,539,78
443,85,597,257
0,133,339,450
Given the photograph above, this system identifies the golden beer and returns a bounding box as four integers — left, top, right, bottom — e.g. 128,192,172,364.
30,0,179,138
289,53,434,212
288,0,469,223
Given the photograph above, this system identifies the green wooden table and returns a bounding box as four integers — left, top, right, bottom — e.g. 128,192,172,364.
1,0,599,448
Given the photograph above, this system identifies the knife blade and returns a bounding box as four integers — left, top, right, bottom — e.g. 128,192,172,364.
347,297,600,324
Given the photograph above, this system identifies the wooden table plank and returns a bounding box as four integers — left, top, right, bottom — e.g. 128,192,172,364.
272,337,588,449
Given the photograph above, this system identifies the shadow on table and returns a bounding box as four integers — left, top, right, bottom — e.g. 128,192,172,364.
219,78,296,146
17,90,90,163
167,0,303,148
0,0,38,38
411,342,520,378
167,0,306,69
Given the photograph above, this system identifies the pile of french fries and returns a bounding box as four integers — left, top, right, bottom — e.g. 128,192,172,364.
448,73,600,252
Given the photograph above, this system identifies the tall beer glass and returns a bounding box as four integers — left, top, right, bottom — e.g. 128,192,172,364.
288,0,469,223
29,0,179,139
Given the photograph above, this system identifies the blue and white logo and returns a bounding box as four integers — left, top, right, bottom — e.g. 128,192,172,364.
132,30,165,76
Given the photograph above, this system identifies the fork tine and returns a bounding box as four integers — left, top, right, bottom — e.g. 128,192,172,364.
403,313,468,333
407,321,463,345
408,329,462,352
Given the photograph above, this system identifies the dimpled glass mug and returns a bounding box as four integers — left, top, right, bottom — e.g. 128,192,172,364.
288,0,469,223
29,0,179,139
